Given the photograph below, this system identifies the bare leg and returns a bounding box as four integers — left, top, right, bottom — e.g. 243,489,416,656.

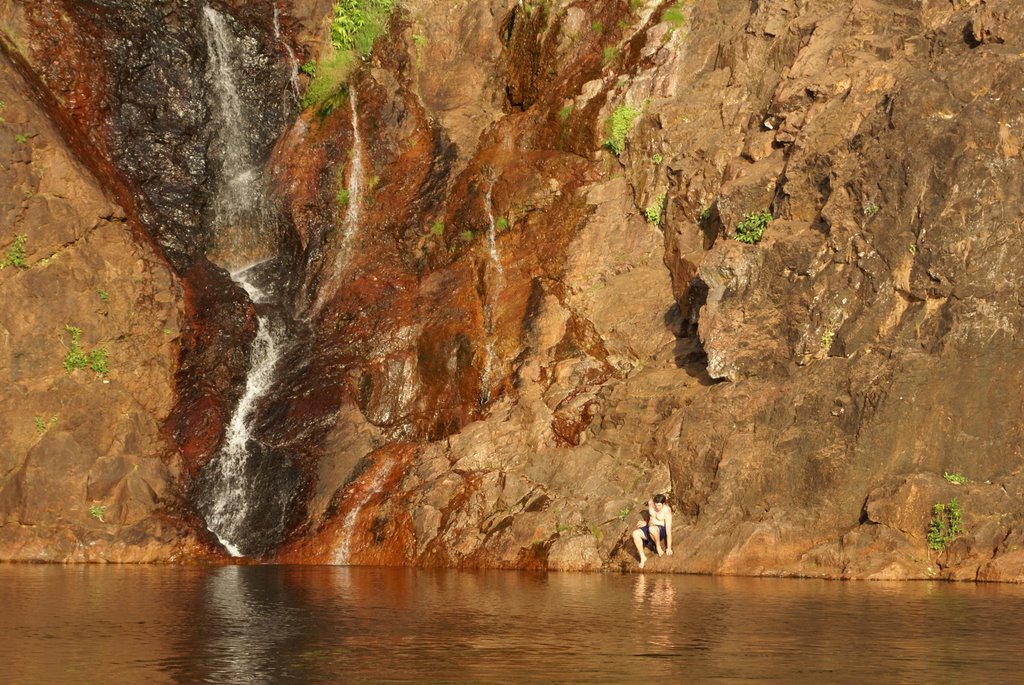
632,529,648,568
650,526,664,556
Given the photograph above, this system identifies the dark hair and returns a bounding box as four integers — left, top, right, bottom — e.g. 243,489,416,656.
652,493,667,504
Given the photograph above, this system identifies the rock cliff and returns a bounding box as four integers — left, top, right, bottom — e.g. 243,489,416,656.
4,0,1024,581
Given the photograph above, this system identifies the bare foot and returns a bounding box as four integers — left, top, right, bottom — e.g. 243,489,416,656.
656,547,665,557
639,554,647,569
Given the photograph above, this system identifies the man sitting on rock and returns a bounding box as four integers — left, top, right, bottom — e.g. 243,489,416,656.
632,493,673,568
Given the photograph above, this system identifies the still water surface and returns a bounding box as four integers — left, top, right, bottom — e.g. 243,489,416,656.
2,564,1023,684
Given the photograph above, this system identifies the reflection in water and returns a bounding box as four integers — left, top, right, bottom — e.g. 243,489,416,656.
4,565,1024,683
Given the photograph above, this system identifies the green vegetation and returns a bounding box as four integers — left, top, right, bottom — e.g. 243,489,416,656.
820,323,836,352
14,133,28,144
87,347,109,375
460,229,475,242
604,104,642,156
617,505,632,521
591,20,603,33
495,216,510,232
927,498,964,551
602,46,619,67
301,53,352,109
1,234,28,269
0,100,5,123
645,192,666,224
652,153,663,164
908,243,917,256
337,187,350,208
943,472,968,485
734,209,772,244
412,34,426,48
699,206,713,222
663,2,687,29
33,414,58,435
301,0,395,109
96,289,109,302
89,504,106,522
430,220,445,237
62,325,108,375
558,104,573,121
863,201,880,217
330,0,395,55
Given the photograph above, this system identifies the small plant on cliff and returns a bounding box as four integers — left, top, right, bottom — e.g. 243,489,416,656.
330,0,395,56
14,133,29,144
0,100,5,123
96,289,109,302
863,201,880,218
33,414,58,435
495,216,510,232
927,498,964,551
604,104,642,156
734,210,772,244
559,104,573,121
62,325,109,375
943,472,968,485
300,60,317,77
663,2,687,31
89,504,106,522
645,192,666,225
1,234,28,269
430,220,445,237
652,153,663,164
301,53,352,109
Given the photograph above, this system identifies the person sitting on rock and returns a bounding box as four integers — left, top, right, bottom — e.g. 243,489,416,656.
631,493,673,568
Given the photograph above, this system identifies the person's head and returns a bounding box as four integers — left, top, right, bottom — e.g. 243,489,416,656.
652,493,667,507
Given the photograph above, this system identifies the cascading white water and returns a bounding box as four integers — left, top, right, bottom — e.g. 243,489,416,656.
202,6,275,265
199,6,290,556
204,267,284,556
272,1,301,100
312,87,364,314
480,181,505,401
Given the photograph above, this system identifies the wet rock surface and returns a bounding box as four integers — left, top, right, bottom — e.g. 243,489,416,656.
5,0,1024,581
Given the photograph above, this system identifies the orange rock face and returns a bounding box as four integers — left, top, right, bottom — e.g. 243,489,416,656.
8,0,1024,582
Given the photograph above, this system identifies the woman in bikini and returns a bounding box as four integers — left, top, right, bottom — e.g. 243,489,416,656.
631,493,673,568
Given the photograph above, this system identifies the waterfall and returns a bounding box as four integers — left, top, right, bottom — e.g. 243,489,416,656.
312,87,364,314
196,5,292,557
203,267,285,556
201,5,276,268
480,180,505,402
272,1,301,100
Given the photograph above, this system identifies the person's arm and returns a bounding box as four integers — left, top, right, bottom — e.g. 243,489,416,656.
665,508,673,553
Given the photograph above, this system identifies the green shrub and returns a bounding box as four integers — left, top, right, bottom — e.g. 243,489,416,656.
495,216,510,232
301,51,353,109
63,325,108,375
604,104,642,156
927,498,964,551
663,3,687,29
645,192,666,224
943,472,968,485
734,210,772,244
1,234,27,268
330,0,394,55
430,220,445,237
300,60,317,77
558,104,573,120
89,504,106,522
87,348,109,375
63,326,89,373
